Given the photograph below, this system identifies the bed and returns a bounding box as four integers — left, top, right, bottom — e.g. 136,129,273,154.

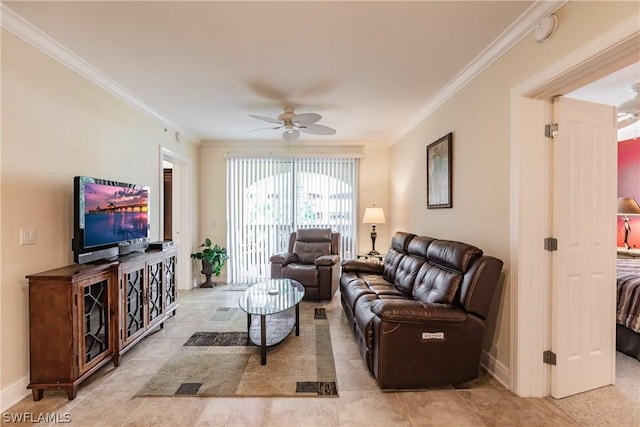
616,258,640,360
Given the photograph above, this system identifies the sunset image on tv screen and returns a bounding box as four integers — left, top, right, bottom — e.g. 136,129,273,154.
84,182,149,247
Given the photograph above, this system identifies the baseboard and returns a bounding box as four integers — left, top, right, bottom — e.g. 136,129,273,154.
481,350,510,389
1,376,30,412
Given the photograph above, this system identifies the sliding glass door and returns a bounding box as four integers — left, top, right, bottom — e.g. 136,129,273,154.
227,157,357,283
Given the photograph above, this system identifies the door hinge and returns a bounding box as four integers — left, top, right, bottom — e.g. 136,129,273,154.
545,123,559,138
120,329,123,340
544,237,558,252
543,350,557,365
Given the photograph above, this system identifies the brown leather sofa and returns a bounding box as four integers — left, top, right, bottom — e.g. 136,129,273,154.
270,228,341,300
340,231,503,389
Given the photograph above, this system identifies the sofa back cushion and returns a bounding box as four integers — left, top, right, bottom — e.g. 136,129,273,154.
426,240,482,273
411,240,482,305
412,263,462,304
382,232,415,283
392,236,435,294
394,255,426,295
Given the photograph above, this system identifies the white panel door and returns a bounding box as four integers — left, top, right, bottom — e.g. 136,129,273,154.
551,96,617,398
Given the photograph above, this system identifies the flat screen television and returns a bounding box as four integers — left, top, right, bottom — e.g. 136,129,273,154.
73,176,150,264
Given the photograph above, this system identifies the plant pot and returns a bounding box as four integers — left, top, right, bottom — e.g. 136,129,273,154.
200,260,216,288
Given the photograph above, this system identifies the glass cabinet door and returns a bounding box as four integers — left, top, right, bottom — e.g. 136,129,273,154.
79,274,112,372
147,260,164,323
164,254,177,308
122,264,145,344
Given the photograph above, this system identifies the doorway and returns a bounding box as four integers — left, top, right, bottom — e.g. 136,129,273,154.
510,24,639,397
160,147,193,291
163,160,173,241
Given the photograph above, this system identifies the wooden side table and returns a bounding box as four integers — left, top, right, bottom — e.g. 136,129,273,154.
356,253,386,262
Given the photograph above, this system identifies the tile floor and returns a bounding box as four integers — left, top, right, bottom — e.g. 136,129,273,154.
1,286,636,426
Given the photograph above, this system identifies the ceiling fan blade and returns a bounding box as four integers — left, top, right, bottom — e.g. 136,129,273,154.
246,126,281,134
292,113,321,126
299,123,336,135
618,114,639,129
249,114,282,125
283,129,300,143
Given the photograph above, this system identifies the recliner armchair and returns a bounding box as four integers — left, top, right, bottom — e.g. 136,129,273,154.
269,228,341,300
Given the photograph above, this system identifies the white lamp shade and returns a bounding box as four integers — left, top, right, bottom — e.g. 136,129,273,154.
363,207,386,224
617,197,640,215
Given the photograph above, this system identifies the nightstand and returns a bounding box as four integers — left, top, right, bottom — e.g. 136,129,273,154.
617,248,640,259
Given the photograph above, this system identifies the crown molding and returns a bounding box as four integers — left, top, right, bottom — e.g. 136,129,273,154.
391,0,567,144
1,4,193,140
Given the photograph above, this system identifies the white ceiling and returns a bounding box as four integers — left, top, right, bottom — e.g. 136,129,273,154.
4,2,635,144
3,1,549,144
566,62,640,141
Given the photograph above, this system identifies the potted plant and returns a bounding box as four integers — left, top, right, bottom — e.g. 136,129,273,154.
190,238,229,288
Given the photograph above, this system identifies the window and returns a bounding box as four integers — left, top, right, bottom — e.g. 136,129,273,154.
226,157,358,283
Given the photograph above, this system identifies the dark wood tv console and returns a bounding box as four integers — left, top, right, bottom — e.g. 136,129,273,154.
26,247,178,401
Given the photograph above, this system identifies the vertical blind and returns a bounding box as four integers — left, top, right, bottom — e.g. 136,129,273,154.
226,157,358,283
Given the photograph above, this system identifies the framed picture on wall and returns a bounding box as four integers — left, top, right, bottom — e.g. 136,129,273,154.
426,132,452,209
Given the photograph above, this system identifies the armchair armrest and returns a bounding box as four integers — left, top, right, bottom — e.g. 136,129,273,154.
371,299,467,325
315,254,340,267
269,252,297,266
341,258,384,274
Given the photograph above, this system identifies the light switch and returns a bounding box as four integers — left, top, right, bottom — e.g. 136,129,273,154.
20,228,37,245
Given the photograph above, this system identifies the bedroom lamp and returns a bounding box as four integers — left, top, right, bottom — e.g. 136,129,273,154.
363,206,386,255
617,197,640,250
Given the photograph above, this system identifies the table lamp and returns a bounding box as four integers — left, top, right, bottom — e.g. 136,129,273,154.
617,197,640,250
363,207,386,255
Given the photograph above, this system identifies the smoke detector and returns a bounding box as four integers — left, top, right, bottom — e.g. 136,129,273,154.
534,15,559,43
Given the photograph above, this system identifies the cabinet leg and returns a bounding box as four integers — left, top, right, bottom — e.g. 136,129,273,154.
66,386,77,400
31,388,43,401
113,354,120,367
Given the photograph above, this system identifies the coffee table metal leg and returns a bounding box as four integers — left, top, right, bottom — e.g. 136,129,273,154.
247,313,251,334
295,303,300,336
260,314,266,365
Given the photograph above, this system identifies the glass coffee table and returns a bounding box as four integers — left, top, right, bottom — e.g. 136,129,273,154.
238,278,305,365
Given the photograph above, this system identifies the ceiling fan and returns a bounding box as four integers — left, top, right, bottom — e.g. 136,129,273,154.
618,82,640,129
249,107,336,142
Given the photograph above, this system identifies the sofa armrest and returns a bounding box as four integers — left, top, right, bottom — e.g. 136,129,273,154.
341,258,384,274
315,254,340,267
370,299,467,325
269,252,297,265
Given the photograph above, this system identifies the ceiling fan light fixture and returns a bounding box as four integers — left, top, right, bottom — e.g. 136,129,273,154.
619,83,640,114
249,107,336,142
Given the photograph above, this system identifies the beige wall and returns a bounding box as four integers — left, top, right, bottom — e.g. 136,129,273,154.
0,31,200,399
389,1,638,371
198,141,390,281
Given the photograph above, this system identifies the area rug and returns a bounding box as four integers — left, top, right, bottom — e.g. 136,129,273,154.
136,306,338,397
548,385,640,427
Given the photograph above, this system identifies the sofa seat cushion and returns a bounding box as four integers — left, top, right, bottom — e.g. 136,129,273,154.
371,298,467,324
354,294,378,348
281,264,318,287
364,279,404,298
341,279,376,312
340,271,362,287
